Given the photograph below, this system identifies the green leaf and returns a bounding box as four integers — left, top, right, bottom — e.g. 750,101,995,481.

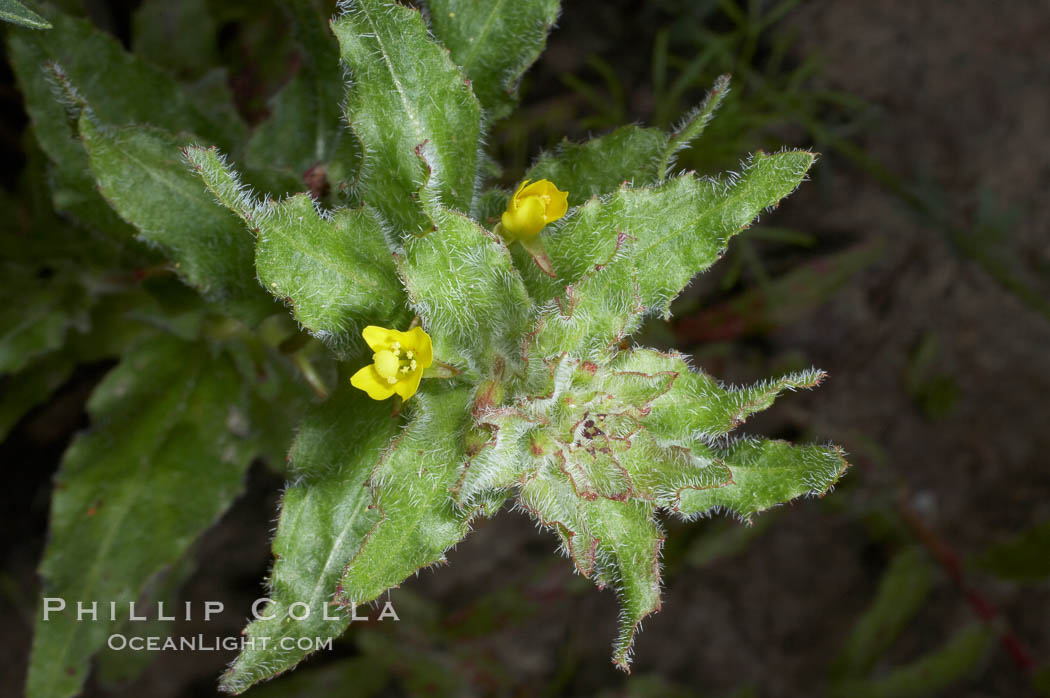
26,336,265,698
425,0,559,119
619,348,826,445
79,119,275,325
220,386,402,693
524,125,668,207
399,200,532,370
519,468,663,670
449,405,537,508
526,152,815,358
332,0,481,233
974,518,1050,582
94,550,199,687
534,150,815,311
336,386,487,604
676,438,849,522
256,195,408,343
7,9,244,220
829,547,936,679
225,329,316,470
529,263,645,361
469,353,733,509
246,655,392,698
0,0,50,29
187,145,408,344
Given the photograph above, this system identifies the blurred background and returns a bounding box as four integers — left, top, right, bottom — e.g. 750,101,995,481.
2,0,1048,696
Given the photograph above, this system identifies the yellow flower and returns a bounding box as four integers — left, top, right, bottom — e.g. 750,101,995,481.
500,179,568,239
350,326,433,401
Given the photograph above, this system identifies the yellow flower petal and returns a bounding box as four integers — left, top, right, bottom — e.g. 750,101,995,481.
519,179,550,199
393,367,423,401
502,195,546,238
500,178,569,240
361,325,396,352
547,187,569,220
351,325,435,401
511,179,531,201
350,364,396,400
406,326,433,368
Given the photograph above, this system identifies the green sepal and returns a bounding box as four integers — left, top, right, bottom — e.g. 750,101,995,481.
517,231,556,278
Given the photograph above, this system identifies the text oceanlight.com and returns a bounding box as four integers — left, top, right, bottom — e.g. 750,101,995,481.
107,634,333,652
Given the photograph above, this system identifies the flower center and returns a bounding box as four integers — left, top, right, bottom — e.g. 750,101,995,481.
374,342,419,384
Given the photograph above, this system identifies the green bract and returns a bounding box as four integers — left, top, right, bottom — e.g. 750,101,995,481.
6,1,848,695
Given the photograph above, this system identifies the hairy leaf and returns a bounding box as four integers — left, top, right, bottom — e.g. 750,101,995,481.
332,0,481,234
189,145,409,345
657,74,731,179
525,125,668,207
26,336,265,698
255,195,407,344
519,468,663,669
220,386,402,694
399,199,531,370
425,0,559,120
336,386,491,604
617,348,826,445
80,119,274,325
676,438,849,522
527,152,814,358
529,150,814,308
